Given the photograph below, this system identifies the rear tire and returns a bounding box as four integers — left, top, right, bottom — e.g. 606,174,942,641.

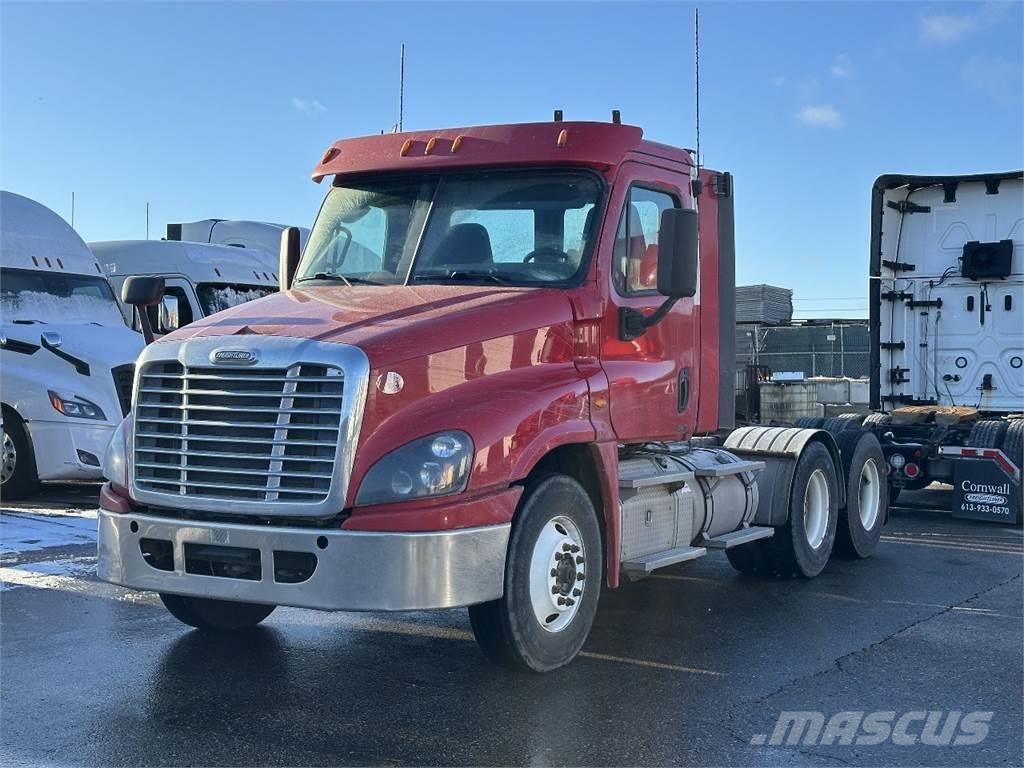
968,419,1008,449
833,430,887,558
823,414,862,436
795,417,824,429
725,538,773,574
862,413,892,429
469,474,602,672
765,441,839,577
999,419,1023,470
1,409,38,501
159,594,275,630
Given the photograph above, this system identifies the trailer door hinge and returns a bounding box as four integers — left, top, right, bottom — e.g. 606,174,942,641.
882,290,913,302
886,200,931,214
882,259,916,272
880,341,906,350
889,367,910,384
908,298,942,309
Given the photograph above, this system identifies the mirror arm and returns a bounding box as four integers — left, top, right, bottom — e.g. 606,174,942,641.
137,307,156,345
618,297,679,341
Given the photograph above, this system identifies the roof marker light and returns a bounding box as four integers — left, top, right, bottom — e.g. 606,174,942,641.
320,147,339,164
44,257,52,267
400,139,413,157
215,267,222,277
57,258,64,269
31,257,39,266
557,129,568,147
424,137,438,155
451,135,464,153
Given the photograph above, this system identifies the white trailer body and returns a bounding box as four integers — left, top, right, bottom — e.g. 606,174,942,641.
166,219,309,255
871,172,1023,411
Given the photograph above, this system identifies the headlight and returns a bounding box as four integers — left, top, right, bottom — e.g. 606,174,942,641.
48,390,106,420
356,431,473,506
103,417,130,490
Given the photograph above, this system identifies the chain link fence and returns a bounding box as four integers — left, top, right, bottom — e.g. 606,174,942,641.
736,321,870,379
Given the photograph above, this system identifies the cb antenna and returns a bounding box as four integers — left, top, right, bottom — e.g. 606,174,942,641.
694,7,700,171
398,43,405,132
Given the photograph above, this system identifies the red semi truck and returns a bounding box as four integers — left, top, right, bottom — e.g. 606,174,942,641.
98,119,888,671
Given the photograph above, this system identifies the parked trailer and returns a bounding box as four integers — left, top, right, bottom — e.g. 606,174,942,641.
801,172,1023,524
97,119,889,671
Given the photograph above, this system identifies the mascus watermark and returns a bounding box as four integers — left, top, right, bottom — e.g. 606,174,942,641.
750,711,993,747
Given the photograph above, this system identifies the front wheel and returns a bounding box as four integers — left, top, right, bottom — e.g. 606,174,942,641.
469,474,602,672
1,410,38,500
159,594,275,630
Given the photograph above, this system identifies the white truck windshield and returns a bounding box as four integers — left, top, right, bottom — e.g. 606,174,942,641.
0,267,126,326
297,171,601,287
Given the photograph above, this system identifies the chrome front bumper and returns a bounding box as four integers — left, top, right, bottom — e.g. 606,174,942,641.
97,509,510,611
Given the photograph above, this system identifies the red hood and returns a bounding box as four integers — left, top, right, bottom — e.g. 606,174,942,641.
164,285,576,367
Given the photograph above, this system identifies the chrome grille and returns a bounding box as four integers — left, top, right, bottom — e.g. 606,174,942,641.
133,361,344,504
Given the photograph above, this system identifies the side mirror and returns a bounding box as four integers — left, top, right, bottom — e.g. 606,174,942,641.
657,208,698,298
121,276,165,308
280,226,301,291
121,276,165,345
158,295,181,334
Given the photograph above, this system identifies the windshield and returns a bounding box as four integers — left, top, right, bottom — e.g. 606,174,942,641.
197,283,277,316
296,171,602,287
0,267,126,327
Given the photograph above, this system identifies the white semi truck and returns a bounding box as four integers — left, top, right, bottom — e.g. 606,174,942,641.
1,192,144,498
800,172,1023,523
92,240,279,335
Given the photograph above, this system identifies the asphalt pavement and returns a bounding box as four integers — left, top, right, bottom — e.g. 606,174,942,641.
1,483,1021,767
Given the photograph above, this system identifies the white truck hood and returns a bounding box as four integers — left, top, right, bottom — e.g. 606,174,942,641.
1,322,144,369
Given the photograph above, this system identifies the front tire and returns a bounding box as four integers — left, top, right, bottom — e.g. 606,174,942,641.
469,474,602,672
159,594,275,630
1,409,38,500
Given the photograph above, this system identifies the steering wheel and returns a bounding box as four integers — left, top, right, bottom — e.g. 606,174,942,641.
523,246,570,264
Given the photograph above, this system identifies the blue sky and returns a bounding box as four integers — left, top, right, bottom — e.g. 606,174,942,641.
2,1,1022,317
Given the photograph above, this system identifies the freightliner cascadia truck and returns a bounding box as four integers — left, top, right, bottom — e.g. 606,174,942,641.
98,119,890,671
794,172,1023,524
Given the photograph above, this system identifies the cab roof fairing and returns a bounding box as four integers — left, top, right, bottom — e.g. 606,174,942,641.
310,122,694,183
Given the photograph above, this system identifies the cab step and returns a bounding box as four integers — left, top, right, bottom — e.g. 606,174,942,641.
701,526,774,549
621,545,707,577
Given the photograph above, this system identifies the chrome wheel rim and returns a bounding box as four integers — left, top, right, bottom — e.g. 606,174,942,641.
858,458,882,530
803,469,829,550
529,515,586,633
1,430,16,485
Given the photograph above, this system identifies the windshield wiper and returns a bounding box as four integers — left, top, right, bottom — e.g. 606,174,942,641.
295,273,384,287
412,270,512,286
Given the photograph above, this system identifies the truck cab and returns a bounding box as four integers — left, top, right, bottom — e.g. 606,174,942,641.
91,239,278,335
98,121,887,670
1,191,145,498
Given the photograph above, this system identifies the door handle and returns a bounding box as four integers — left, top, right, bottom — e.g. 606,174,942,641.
678,367,690,413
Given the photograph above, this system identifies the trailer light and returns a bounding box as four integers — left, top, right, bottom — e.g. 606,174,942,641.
904,462,920,479
356,431,474,506
889,453,906,470
913,449,922,458
48,390,106,420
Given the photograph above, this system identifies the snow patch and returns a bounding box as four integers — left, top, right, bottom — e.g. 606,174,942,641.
1,291,126,327
0,511,97,555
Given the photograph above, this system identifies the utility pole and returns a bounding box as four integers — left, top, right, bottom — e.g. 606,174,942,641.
146,202,150,240
71,191,75,228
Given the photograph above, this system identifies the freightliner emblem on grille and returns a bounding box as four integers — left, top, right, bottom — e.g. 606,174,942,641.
211,348,259,365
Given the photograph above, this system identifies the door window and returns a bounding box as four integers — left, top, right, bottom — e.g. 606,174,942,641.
612,187,679,296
